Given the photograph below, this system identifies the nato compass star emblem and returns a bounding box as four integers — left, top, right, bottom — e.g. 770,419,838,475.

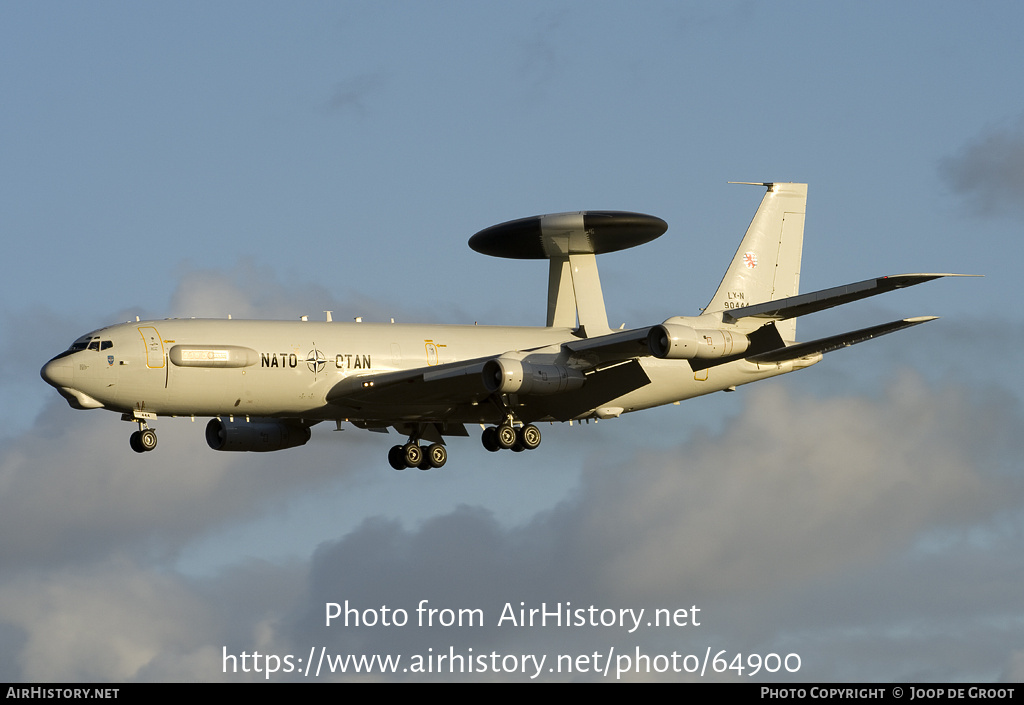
306,346,326,378
743,251,758,269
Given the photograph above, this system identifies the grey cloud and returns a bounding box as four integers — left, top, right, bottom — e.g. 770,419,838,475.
517,18,563,88
0,402,369,570
2,370,1021,681
1004,650,1024,681
268,373,1024,681
7,260,1021,680
575,375,1017,600
940,114,1024,218
3,264,405,571
0,561,217,682
321,72,387,118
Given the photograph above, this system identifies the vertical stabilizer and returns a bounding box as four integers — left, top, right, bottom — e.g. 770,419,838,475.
704,182,806,340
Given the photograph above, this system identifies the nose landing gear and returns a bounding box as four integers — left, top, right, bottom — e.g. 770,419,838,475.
129,426,157,453
123,412,158,453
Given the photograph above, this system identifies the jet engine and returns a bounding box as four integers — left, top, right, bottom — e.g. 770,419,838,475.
647,324,750,360
205,418,312,452
482,357,586,395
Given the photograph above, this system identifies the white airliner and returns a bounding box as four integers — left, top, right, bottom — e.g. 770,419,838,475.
41,183,971,469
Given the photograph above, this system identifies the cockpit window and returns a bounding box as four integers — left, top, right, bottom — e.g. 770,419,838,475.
66,336,113,353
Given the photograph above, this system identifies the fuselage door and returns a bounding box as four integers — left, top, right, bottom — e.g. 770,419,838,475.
138,326,165,369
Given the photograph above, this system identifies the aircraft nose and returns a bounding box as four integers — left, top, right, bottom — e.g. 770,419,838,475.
41,357,73,389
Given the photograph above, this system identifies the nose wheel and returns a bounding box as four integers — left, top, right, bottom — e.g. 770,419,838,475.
123,413,158,453
129,427,158,453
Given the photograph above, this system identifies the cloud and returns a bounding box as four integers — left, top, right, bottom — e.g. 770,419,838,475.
168,259,337,320
3,370,1021,681
516,9,567,90
0,400,371,571
320,72,387,118
0,560,215,682
9,255,1022,681
939,113,1024,218
1004,650,1024,682
5,261,406,572
268,372,1024,681
585,375,1011,599
167,258,445,325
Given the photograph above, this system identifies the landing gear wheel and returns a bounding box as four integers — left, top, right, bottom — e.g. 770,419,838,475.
139,428,158,452
518,424,541,450
427,443,447,469
403,443,424,468
481,426,500,452
129,431,145,453
496,425,517,450
388,445,406,470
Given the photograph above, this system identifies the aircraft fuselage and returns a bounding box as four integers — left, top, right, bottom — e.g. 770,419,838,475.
41,317,808,425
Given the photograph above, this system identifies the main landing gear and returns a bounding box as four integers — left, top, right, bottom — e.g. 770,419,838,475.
388,441,447,471
480,398,543,454
384,404,541,469
481,422,542,453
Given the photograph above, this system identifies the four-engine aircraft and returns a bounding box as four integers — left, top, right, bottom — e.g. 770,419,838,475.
41,183,970,469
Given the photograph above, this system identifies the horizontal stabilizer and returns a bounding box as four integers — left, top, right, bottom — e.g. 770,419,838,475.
723,274,977,323
746,316,937,363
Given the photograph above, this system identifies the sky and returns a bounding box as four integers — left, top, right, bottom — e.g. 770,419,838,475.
1,0,1023,682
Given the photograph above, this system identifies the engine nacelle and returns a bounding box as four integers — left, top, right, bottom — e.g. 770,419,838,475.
205,418,312,452
482,357,586,395
647,323,750,360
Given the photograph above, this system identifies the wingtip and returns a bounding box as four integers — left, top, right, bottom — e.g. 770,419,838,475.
889,273,984,278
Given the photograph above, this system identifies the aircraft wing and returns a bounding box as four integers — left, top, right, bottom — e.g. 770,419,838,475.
722,274,976,323
326,341,654,426
529,359,651,421
745,316,937,363
562,327,651,361
326,355,496,407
